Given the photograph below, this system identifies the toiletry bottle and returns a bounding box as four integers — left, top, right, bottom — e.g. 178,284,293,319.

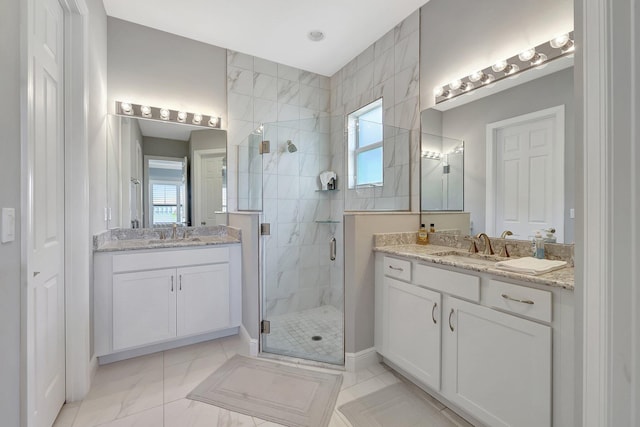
429,223,435,233
534,231,545,259
417,224,429,245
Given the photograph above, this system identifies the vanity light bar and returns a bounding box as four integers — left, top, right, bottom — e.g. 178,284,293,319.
434,31,575,105
115,101,222,129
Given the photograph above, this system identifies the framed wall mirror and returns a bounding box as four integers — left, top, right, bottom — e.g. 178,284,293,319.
420,56,575,243
107,115,227,229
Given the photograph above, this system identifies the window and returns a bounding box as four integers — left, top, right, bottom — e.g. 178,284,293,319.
349,99,383,187
151,183,184,225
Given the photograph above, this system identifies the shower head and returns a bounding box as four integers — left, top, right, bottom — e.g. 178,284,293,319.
287,140,298,153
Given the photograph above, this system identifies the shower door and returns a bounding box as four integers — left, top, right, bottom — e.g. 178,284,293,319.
259,118,344,365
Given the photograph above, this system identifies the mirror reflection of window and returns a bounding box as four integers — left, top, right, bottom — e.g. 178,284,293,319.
147,157,187,227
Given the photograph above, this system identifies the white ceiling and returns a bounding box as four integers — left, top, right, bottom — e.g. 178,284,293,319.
102,0,429,77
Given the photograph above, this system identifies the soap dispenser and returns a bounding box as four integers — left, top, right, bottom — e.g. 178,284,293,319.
533,231,545,259
417,224,429,245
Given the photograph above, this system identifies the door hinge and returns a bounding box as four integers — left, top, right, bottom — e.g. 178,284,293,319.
260,223,271,236
259,140,270,154
261,320,271,334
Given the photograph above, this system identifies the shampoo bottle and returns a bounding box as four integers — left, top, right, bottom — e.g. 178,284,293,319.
417,224,429,245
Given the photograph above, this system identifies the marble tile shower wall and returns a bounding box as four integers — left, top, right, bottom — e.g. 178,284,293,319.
329,10,421,211
227,51,344,315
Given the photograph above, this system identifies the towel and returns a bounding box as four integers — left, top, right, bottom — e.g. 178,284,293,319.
494,257,567,275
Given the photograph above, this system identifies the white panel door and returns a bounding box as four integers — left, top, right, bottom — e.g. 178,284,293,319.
177,264,230,336
195,152,225,226
488,107,564,241
28,0,66,425
443,297,552,427
384,277,442,390
112,269,177,350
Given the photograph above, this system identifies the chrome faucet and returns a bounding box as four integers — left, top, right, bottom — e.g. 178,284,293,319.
500,230,513,239
476,232,494,255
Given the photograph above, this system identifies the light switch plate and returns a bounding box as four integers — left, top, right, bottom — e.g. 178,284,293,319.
1,208,16,243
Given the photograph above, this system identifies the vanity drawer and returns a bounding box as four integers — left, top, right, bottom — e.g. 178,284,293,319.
414,263,479,302
383,256,411,282
486,280,552,323
113,247,229,273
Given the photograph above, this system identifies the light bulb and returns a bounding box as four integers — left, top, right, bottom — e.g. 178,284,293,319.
518,48,536,62
449,79,463,90
561,40,575,53
550,33,570,49
504,64,520,75
444,90,453,99
492,60,507,72
469,71,483,82
530,53,548,66
140,105,152,117
160,108,170,120
433,86,444,97
480,73,495,85
208,116,219,127
120,102,133,115
177,111,187,122
192,113,202,124
460,82,474,92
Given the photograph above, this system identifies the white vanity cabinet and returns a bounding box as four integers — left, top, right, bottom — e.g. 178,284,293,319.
374,253,567,427
95,245,241,359
383,275,442,390
443,296,551,427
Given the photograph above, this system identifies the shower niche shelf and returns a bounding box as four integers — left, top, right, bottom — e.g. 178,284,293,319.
315,220,341,224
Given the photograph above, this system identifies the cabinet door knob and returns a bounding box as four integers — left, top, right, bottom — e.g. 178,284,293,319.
171,276,174,292
449,308,455,332
432,302,438,324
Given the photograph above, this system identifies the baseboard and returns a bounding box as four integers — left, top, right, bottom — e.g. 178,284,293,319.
345,347,380,372
97,327,239,364
240,323,259,357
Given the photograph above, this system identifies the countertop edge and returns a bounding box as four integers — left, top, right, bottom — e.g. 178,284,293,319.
374,245,575,291
94,238,241,253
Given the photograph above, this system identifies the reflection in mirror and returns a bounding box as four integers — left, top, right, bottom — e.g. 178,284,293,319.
421,133,464,211
420,61,574,243
111,115,227,228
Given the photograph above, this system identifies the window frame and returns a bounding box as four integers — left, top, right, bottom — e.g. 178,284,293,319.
349,99,384,188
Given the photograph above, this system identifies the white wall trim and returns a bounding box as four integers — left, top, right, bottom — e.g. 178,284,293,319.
239,324,259,357
345,347,380,372
485,105,565,240
61,0,92,402
578,0,610,425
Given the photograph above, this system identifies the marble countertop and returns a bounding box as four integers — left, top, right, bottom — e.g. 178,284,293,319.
94,226,241,252
373,243,575,291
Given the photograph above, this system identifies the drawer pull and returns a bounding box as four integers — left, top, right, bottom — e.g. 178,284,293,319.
388,265,404,272
432,302,438,324
449,308,455,332
501,293,534,305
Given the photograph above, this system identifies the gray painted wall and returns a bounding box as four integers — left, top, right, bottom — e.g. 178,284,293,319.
430,68,575,242
420,0,574,110
0,0,22,423
344,213,419,353
142,136,189,159
107,18,227,126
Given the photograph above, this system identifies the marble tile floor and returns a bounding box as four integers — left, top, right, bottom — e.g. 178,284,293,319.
53,334,473,427
264,305,344,365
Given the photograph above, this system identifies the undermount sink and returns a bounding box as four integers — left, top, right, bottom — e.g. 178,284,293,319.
147,237,202,244
432,251,507,266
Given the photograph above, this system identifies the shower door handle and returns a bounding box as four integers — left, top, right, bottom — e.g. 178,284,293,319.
329,237,336,261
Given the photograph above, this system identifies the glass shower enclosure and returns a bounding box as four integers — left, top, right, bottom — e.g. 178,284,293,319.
239,117,345,365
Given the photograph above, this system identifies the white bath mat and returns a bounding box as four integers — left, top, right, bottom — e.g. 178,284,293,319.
187,354,342,427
